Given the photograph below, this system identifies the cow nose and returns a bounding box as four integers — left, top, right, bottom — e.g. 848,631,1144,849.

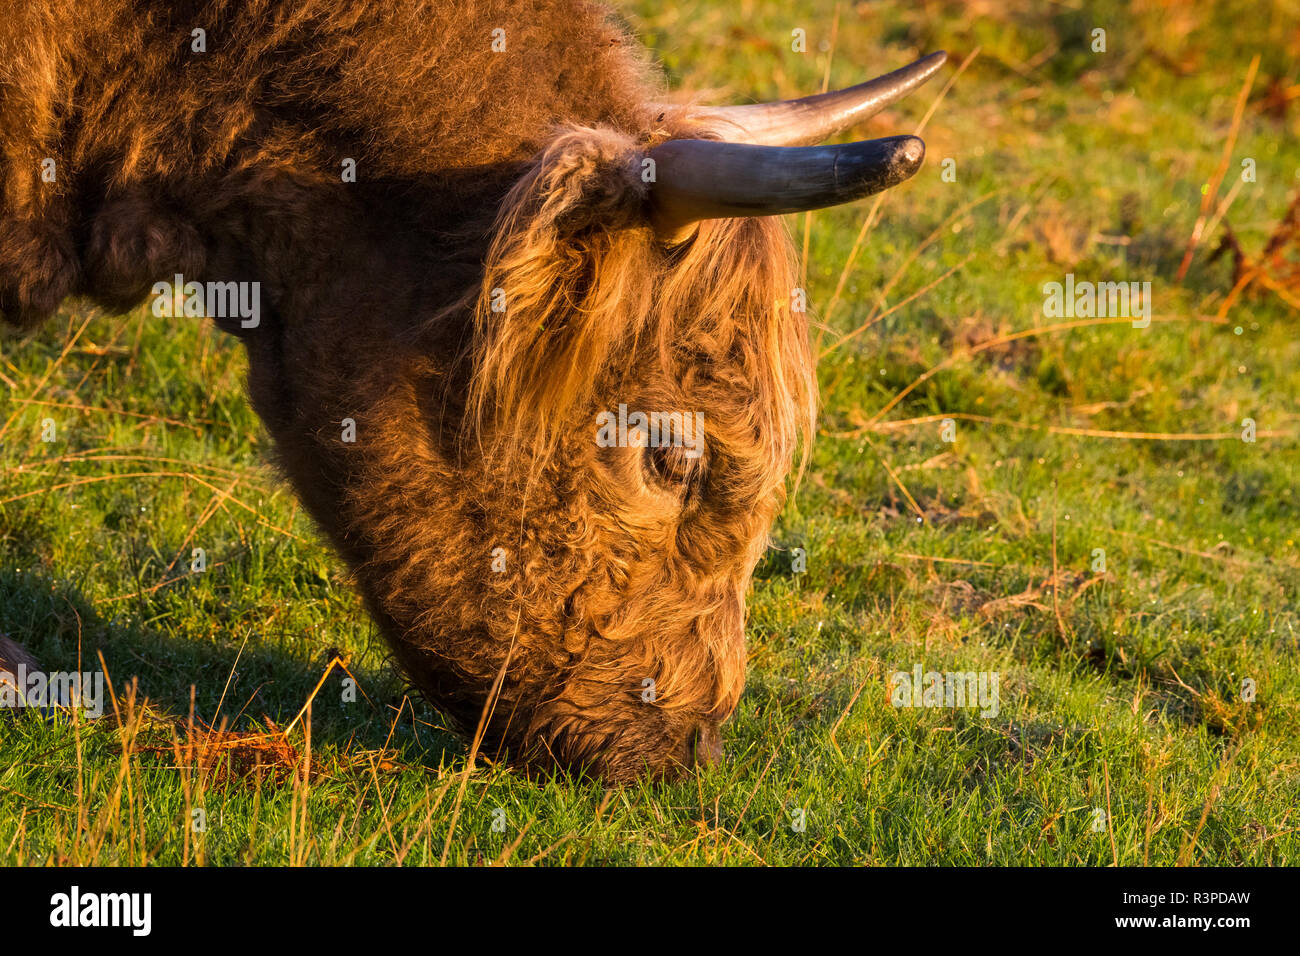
690,722,724,767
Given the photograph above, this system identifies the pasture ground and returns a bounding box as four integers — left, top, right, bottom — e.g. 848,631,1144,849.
1,0,1297,864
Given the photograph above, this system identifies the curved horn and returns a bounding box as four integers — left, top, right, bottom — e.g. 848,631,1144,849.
648,135,926,244
692,51,947,147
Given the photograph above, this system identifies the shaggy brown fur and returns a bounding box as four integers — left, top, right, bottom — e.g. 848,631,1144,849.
1,0,815,780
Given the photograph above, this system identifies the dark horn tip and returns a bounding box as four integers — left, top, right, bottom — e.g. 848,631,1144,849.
891,135,926,180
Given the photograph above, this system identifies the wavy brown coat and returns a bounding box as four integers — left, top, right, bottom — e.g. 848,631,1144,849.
1,0,938,779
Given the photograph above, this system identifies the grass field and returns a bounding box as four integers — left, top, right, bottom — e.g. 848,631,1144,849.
1,0,1298,865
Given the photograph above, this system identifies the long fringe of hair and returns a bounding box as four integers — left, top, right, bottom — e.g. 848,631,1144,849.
465,122,816,493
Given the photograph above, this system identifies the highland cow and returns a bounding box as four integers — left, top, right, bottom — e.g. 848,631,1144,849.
0,0,943,780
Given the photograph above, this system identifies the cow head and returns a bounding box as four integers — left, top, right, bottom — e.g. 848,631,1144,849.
331,54,947,781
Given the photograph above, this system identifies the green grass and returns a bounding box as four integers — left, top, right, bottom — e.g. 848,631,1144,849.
2,0,1298,865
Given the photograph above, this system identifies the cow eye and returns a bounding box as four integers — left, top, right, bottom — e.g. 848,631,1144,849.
645,443,699,487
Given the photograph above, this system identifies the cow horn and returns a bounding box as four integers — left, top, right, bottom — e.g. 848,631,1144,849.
648,135,926,244
689,52,947,147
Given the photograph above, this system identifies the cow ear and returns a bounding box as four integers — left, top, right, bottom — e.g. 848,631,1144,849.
466,126,657,455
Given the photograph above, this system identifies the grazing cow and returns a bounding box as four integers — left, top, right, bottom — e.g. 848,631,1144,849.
0,0,943,780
